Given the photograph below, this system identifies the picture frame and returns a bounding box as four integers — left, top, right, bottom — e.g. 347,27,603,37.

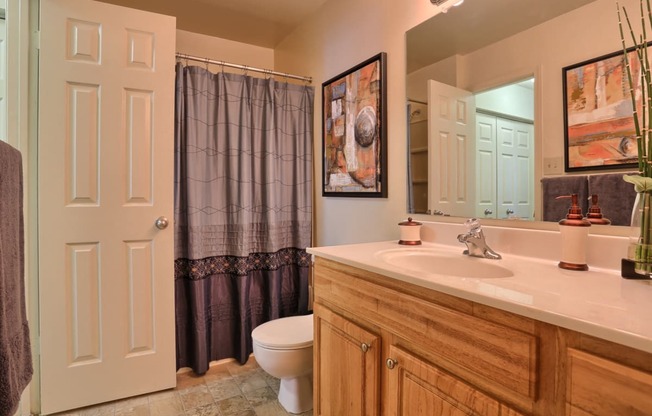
322,52,387,197
562,47,641,172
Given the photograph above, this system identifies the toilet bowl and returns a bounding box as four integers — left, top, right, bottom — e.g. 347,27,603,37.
251,314,313,414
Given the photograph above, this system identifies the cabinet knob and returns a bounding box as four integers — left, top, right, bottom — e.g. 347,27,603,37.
360,343,370,353
386,358,397,369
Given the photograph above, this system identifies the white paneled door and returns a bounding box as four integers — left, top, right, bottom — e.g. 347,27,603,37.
475,113,497,219
475,114,534,220
427,80,476,218
496,118,534,220
38,1,176,413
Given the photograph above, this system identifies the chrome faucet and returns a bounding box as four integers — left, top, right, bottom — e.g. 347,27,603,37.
457,218,501,260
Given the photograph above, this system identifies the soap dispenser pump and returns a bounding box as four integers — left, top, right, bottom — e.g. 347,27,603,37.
556,194,591,271
585,194,612,225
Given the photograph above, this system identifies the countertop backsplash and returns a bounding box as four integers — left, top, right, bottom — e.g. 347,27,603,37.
418,220,629,272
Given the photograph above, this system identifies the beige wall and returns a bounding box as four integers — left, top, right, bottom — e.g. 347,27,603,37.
274,0,439,247
176,29,274,70
275,0,638,246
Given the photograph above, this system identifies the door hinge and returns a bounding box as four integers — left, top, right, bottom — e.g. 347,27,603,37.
32,29,40,50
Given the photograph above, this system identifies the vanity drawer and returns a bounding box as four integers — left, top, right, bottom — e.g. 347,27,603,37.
314,257,539,409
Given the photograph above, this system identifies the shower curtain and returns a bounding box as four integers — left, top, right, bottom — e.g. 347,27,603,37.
174,63,313,374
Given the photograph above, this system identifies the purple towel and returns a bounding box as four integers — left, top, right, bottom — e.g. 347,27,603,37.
540,175,589,222
588,172,638,226
0,141,32,416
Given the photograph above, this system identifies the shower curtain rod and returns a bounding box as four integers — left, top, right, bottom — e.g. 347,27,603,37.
175,53,312,83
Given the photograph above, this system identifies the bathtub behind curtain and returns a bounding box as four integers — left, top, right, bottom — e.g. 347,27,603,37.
174,63,313,374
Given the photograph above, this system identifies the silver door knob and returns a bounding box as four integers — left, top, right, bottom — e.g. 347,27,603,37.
155,216,169,230
506,209,515,215
484,209,493,215
386,358,397,369
361,343,370,353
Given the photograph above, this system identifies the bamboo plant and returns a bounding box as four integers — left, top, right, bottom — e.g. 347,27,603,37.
618,0,652,274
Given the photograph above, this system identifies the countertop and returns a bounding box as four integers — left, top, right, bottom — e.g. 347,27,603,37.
307,240,652,354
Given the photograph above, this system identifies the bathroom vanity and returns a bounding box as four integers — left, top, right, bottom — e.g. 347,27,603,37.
308,239,652,415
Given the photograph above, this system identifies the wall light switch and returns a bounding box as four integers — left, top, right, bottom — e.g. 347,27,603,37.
544,157,564,175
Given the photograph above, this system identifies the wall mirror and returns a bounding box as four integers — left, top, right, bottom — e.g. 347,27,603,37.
406,0,636,232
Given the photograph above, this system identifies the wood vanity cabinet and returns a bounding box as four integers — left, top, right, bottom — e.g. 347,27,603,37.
312,257,652,416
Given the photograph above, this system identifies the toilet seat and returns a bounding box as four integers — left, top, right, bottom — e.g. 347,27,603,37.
252,314,313,350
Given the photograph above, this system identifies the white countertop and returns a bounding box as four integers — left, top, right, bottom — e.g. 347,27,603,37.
307,240,652,354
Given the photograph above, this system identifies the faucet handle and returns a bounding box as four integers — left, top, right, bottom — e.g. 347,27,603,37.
464,218,481,231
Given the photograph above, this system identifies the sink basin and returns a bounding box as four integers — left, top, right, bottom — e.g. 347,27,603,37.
375,248,514,278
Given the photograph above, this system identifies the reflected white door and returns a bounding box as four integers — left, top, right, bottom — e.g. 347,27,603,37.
475,114,534,220
427,80,476,217
496,118,534,219
475,113,497,218
38,0,176,413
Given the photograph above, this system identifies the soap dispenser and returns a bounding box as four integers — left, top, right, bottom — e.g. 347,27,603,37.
585,194,612,225
556,194,591,271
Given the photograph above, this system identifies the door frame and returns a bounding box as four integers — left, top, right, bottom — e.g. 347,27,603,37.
6,0,39,413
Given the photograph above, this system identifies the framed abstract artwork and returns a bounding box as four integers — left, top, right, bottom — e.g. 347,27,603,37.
322,52,387,197
562,48,640,172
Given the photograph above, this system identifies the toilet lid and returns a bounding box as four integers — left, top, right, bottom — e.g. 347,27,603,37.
251,314,313,349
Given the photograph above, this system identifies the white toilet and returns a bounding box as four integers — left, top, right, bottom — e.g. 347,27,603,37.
251,314,313,414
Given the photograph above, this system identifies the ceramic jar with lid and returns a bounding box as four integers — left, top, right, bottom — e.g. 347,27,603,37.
398,217,422,245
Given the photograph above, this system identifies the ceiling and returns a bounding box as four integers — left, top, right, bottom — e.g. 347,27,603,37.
406,0,597,73
96,0,328,48
97,0,597,65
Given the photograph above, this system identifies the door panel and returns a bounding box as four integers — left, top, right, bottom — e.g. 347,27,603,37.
38,1,176,413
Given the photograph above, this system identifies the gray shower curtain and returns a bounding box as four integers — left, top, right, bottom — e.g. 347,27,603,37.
174,63,313,374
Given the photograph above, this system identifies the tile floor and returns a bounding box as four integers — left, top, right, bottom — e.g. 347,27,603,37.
53,357,312,416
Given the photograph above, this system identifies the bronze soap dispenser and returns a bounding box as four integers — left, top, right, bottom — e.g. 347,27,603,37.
556,194,591,271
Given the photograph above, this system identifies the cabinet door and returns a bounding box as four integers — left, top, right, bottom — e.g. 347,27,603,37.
314,303,381,416
386,345,524,416
566,348,652,415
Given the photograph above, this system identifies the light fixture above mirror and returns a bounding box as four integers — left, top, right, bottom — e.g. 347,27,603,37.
430,0,464,13
430,0,462,5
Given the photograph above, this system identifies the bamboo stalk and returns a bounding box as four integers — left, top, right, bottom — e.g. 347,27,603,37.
619,5,644,173
619,0,652,274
